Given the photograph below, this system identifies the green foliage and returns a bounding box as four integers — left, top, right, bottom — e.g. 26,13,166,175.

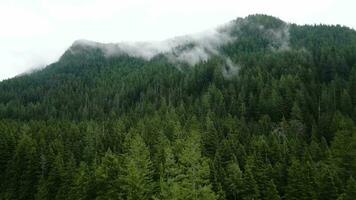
176,132,217,200
69,162,92,200
224,161,243,200
285,160,316,200
265,180,280,200
338,177,356,200
122,134,154,200
241,163,260,200
95,150,122,200
0,14,355,199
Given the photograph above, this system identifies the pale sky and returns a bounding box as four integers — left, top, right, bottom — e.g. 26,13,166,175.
0,0,355,81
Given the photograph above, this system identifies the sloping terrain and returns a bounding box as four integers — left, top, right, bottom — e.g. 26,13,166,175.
0,14,356,200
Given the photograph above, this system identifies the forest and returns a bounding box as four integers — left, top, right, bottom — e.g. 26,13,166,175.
0,15,355,199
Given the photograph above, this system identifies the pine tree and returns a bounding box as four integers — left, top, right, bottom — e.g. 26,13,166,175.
318,170,338,200
69,162,91,200
203,112,219,158
241,163,259,200
176,131,217,200
0,130,15,188
291,101,303,121
265,180,280,200
285,159,314,200
224,161,243,200
5,134,39,200
95,150,123,200
331,116,356,179
246,156,272,200
35,176,48,200
339,176,356,200
122,134,154,200
46,154,66,200
157,144,182,200
348,68,356,106
340,89,352,116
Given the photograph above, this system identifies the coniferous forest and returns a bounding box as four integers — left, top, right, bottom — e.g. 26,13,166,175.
0,15,356,199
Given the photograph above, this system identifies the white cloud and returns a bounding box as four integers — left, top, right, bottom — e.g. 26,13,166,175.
72,21,236,66
0,4,52,37
0,0,355,81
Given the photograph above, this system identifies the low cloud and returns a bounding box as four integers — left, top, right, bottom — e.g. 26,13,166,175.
222,58,240,78
267,24,290,51
72,21,237,66
71,16,291,71
69,15,292,79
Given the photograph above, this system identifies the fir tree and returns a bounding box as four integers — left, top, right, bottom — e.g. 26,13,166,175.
224,161,243,200
176,131,217,200
122,134,154,200
339,176,356,200
95,150,123,200
264,180,280,200
241,163,259,200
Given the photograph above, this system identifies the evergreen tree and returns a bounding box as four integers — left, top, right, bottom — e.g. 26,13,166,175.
122,134,154,200
95,150,123,200
241,163,259,200
157,144,182,200
318,170,338,200
35,176,48,200
224,161,243,200
176,131,217,200
265,180,280,200
203,112,219,158
69,162,92,200
5,134,39,200
285,160,314,200
46,154,66,200
340,90,352,116
338,176,356,200
0,14,355,200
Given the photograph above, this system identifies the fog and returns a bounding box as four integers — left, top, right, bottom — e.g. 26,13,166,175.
72,21,236,66
71,17,290,78
1,0,355,81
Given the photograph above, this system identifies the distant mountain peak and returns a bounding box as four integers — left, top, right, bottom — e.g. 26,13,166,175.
66,22,236,66
72,39,99,47
64,15,290,67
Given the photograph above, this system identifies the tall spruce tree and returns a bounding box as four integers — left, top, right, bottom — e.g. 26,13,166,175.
176,131,217,200
241,163,260,200
122,134,154,200
95,150,123,200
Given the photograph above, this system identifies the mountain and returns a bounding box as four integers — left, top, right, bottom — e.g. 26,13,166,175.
1,14,356,200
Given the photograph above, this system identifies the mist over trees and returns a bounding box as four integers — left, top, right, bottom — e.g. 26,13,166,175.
0,15,356,200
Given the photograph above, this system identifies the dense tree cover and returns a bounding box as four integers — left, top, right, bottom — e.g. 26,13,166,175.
0,15,356,199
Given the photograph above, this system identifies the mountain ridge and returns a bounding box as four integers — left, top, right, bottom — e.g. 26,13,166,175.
63,14,289,66
0,14,356,200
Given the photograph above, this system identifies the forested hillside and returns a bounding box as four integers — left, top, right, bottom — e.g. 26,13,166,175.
0,15,356,200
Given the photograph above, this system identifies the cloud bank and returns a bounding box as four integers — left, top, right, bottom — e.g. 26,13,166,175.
71,21,237,66
70,16,291,78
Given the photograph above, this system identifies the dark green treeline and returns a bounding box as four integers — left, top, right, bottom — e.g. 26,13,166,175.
0,15,356,199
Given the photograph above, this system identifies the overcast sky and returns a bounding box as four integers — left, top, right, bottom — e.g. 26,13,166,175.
0,0,355,81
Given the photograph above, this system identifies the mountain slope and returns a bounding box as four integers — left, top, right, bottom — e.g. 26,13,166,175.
2,14,355,121
0,14,356,200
